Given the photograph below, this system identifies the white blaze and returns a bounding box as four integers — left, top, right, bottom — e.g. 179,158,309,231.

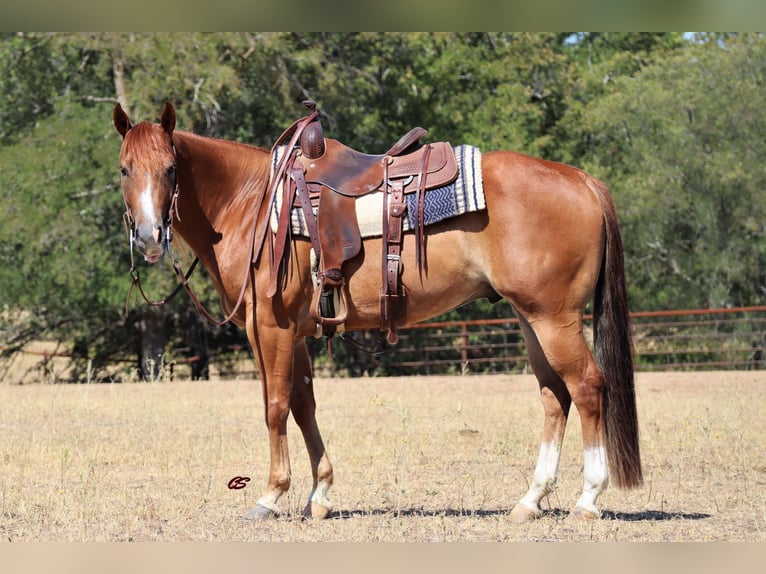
140,178,158,230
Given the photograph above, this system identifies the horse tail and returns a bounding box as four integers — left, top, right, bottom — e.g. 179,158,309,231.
588,176,643,489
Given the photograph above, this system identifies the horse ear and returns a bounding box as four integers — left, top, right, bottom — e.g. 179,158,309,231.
160,101,176,136
113,103,132,138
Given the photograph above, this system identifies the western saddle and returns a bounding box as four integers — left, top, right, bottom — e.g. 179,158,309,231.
267,101,459,344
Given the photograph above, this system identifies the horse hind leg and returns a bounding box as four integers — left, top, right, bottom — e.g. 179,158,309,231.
512,313,610,522
290,340,334,519
510,314,573,523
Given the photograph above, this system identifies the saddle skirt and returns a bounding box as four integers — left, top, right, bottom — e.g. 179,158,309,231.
270,144,485,238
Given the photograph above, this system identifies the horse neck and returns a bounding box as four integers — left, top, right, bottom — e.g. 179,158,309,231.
171,131,271,269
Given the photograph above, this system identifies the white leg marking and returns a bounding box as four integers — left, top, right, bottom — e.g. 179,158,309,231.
310,479,333,510
518,441,560,512
575,445,609,515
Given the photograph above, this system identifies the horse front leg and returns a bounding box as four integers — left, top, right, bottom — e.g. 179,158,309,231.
244,320,296,520
291,340,334,519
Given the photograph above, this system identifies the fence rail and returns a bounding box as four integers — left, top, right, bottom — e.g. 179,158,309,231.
371,306,766,375
7,306,765,381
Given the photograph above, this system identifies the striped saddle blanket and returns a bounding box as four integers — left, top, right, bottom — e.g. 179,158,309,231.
271,144,485,238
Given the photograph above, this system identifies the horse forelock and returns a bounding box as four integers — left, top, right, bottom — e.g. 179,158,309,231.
121,121,174,169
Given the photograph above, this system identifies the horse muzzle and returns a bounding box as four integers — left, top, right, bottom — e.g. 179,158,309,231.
134,221,171,263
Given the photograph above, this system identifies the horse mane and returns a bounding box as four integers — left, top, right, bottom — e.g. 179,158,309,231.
124,121,270,171
171,130,272,215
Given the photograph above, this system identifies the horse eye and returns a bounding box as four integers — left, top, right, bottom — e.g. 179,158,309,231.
119,166,129,177
167,165,176,179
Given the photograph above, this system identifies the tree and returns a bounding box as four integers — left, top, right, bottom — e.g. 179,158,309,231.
0,33,249,381
2,32,764,380
0,33,61,145
0,96,131,378
575,34,766,309
557,32,686,165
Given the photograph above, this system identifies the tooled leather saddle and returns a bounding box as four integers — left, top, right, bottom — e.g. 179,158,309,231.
267,101,459,344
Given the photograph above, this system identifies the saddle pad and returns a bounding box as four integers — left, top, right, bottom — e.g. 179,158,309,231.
270,144,484,238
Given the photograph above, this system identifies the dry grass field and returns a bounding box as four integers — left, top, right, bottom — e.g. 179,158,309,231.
1,370,764,542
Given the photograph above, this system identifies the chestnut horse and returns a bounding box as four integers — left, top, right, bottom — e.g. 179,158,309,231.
113,101,641,522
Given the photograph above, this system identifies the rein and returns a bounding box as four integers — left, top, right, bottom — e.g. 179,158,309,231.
124,109,319,327
123,179,191,312
123,157,253,327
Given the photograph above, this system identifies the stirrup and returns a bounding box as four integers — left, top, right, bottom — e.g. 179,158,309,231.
311,283,348,328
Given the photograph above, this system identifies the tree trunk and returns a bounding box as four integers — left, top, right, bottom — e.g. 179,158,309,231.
182,311,210,380
110,34,130,116
136,310,165,381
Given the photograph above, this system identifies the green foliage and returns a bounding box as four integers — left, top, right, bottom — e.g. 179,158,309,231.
0,33,61,145
0,96,131,372
1,32,764,379
577,34,766,309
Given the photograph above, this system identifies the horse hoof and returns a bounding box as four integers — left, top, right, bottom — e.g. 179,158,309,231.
302,501,332,520
510,503,542,523
243,502,280,521
570,506,600,521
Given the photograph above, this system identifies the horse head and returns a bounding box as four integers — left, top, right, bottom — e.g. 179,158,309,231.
113,101,178,263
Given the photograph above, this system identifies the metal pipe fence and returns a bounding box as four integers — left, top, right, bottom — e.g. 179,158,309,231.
9,306,764,381
372,306,766,375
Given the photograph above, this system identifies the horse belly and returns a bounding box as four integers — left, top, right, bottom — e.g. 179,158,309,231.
341,227,491,330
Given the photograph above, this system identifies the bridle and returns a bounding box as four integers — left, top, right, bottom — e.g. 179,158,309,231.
122,178,179,270
121,138,250,327
122,110,318,327
122,176,199,310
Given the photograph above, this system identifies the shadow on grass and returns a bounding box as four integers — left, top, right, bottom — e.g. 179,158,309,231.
600,509,711,521
325,508,510,520
324,508,711,522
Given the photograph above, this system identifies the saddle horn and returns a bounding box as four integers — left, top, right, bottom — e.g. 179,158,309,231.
300,100,325,160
